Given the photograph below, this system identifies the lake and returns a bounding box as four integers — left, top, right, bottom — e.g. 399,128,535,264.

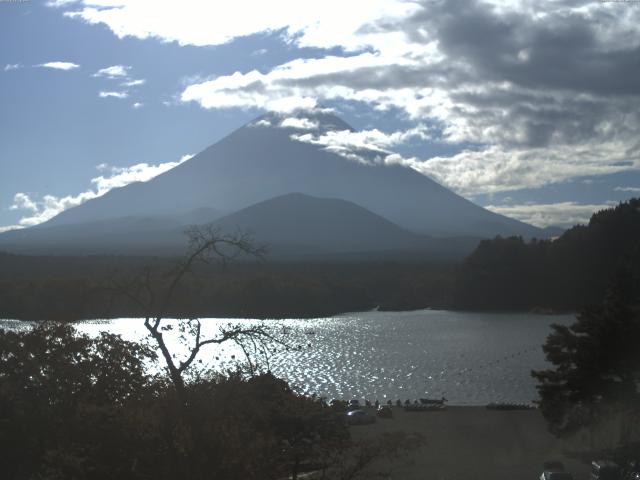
0,309,574,406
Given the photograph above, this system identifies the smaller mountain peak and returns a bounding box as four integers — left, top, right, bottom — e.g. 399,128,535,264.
272,192,313,201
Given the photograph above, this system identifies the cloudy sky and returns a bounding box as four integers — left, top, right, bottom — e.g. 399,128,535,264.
1,0,639,232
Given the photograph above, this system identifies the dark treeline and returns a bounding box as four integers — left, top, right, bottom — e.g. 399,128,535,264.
0,255,456,320
2,198,639,319
454,198,640,311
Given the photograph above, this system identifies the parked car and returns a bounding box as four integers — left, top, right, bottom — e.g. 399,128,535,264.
591,460,621,480
345,409,376,425
376,405,393,418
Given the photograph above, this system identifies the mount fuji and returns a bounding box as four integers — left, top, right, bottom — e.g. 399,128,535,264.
0,110,544,257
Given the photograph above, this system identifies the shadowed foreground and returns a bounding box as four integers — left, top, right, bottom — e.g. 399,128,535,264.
350,406,590,480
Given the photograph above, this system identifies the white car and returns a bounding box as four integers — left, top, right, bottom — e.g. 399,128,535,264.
345,409,376,425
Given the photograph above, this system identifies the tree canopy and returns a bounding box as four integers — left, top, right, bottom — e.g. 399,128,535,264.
532,272,640,437
0,322,363,479
455,198,640,311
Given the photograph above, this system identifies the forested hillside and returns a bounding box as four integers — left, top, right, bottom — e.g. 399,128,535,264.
454,199,640,311
0,254,455,320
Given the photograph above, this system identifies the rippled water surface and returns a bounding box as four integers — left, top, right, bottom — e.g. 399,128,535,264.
1,309,574,405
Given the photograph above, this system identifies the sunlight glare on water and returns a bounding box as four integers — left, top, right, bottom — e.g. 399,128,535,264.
0,309,574,405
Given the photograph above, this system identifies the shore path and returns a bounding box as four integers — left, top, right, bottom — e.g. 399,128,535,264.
349,406,590,480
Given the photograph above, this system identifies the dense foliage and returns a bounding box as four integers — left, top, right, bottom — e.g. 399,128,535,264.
454,198,640,311
0,323,355,480
0,323,422,479
0,323,159,479
532,273,640,437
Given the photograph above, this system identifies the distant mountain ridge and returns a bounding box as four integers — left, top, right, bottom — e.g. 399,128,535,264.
0,110,548,256
0,208,223,256
0,193,480,260
36,111,541,238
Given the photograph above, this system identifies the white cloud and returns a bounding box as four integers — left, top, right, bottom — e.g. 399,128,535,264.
121,78,145,87
46,0,80,7
279,117,319,130
614,186,640,193
288,124,440,169
415,142,640,195
9,193,39,213
7,154,194,228
58,0,417,50
93,66,145,102
94,64,130,78
290,125,640,195
485,201,616,228
90,154,193,193
12,191,100,227
132,102,143,109
293,124,433,153
249,118,272,128
36,61,80,71
179,52,409,112
3,64,22,71
99,91,129,99
0,225,24,234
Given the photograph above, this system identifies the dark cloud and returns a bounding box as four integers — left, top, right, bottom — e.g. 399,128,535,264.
278,61,462,91
328,0,634,146
270,0,640,148
396,0,640,96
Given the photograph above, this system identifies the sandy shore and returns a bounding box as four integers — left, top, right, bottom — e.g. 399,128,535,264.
349,406,590,480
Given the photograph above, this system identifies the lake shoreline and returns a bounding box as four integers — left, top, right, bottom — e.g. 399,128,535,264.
0,305,577,323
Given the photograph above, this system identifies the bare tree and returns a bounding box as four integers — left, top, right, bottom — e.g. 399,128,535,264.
110,225,285,406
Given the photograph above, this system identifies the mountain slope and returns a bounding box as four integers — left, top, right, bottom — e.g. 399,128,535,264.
37,111,541,238
212,192,423,254
0,208,223,255
0,193,481,259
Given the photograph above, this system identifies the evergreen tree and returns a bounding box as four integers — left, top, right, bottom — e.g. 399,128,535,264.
532,272,640,436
